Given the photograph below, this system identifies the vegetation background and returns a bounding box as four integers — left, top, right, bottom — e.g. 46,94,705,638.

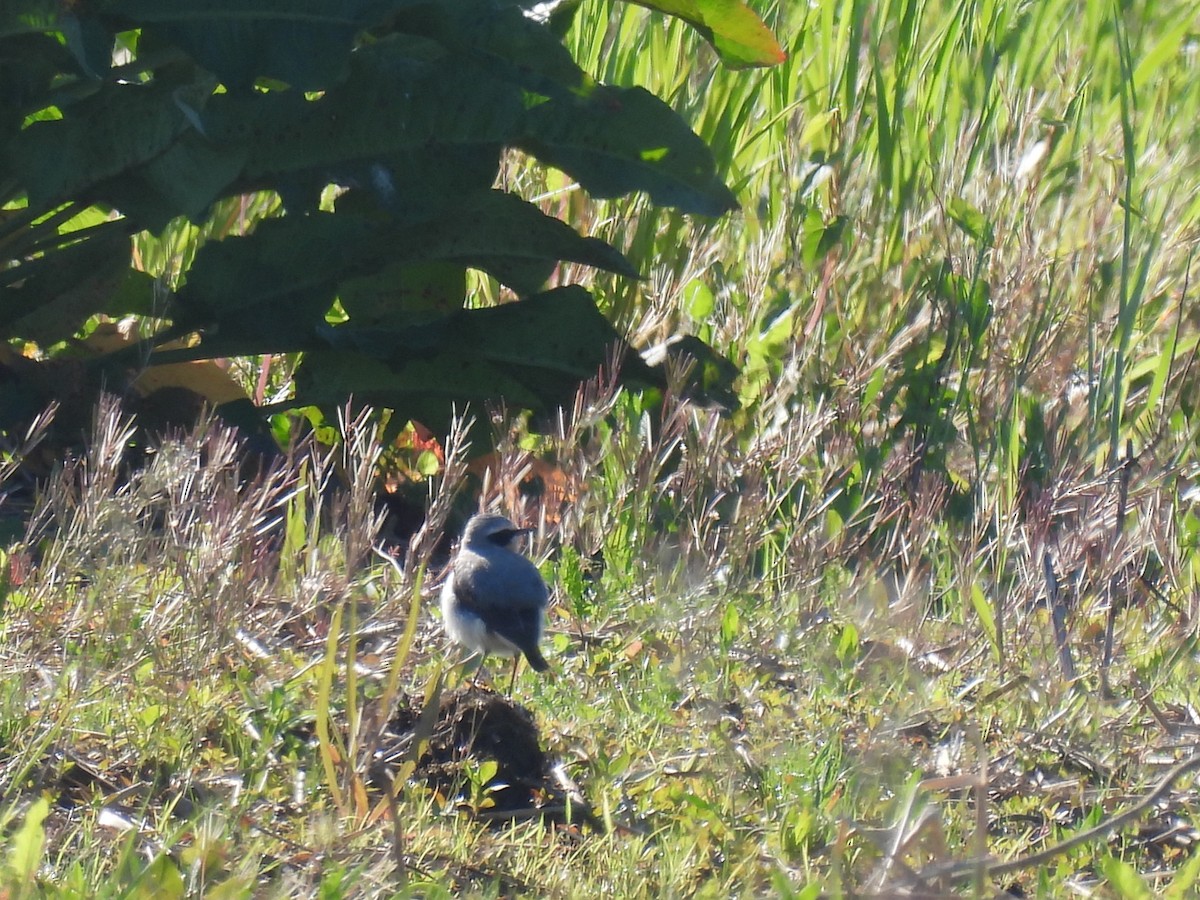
3,0,1200,896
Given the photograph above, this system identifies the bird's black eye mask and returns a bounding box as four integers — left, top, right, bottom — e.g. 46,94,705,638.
487,528,526,545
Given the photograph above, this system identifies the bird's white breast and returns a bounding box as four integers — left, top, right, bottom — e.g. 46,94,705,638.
439,572,522,657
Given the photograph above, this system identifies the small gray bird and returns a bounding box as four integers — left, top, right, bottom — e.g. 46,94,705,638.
440,513,550,683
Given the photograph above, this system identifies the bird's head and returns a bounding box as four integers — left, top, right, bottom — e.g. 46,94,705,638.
461,513,531,550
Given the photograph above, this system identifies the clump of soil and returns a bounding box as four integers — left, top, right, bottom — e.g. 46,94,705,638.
423,685,546,814
384,684,598,828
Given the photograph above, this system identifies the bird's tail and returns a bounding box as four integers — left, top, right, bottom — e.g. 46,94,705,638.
523,645,550,672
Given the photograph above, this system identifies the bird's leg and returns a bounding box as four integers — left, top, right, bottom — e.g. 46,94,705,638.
454,651,487,688
507,655,520,693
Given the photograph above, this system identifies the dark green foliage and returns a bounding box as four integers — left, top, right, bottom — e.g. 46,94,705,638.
0,0,775,443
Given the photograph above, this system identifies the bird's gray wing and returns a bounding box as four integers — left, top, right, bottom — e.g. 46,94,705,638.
456,554,547,611
453,556,547,660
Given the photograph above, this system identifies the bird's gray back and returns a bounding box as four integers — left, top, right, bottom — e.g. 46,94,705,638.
454,546,548,611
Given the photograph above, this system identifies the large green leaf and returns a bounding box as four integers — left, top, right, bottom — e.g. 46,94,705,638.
0,0,758,445
206,34,736,217
61,11,115,79
8,78,208,210
96,132,250,231
101,0,384,90
9,12,740,223
0,33,71,146
394,0,594,98
520,86,738,215
203,43,522,202
0,230,133,343
0,1,61,36
338,261,467,321
288,286,662,428
624,0,785,69
174,191,637,338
